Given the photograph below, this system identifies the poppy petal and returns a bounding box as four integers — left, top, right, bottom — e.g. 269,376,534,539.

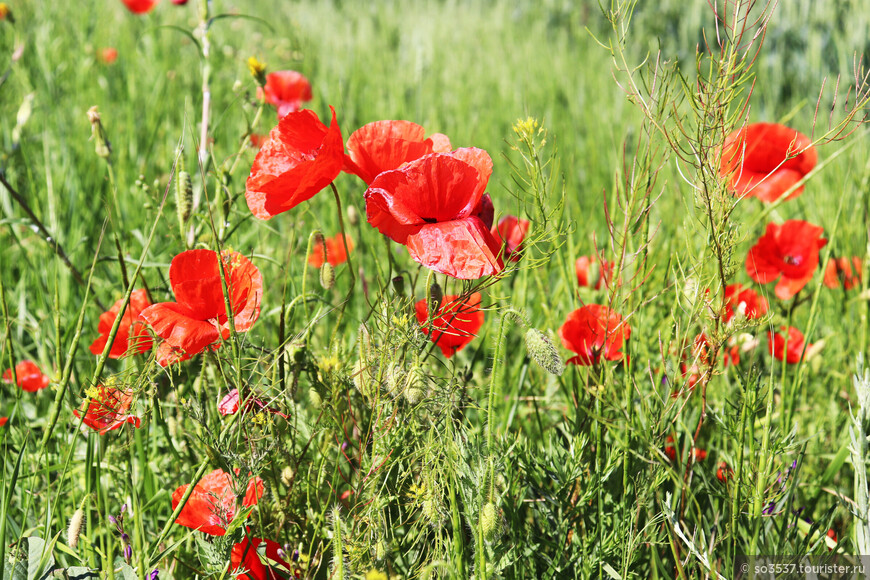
405,217,504,279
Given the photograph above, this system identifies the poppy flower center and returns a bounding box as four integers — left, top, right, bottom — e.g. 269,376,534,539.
422,217,438,224
783,254,802,266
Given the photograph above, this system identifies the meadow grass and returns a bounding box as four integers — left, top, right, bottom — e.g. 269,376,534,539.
1,0,870,578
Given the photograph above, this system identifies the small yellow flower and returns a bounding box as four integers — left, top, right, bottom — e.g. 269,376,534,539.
0,4,11,21
365,570,388,580
247,56,266,76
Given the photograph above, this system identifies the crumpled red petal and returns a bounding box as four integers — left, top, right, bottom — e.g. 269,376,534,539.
90,289,153,358
245,107,343,219
258,70,312,118
405,217,504,279
172,469,265,536
415,293,484,357
73,384,141,435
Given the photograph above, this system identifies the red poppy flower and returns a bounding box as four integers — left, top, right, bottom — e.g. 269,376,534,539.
2,360,50,392
245,107,343,219
139,250,262,366
121,0,158,14
717,461,733,482
664,436,677,461
73,383,141,435
230,536,292,580
824,256,862,290
98,47,118,64
90,289,153,359
768,326,811,364
721,123,817,202
172,469,265,536
344,120,452,185
746,220,827,300
559,304,630,366
0,417,8,427
492,215,530,262
218,389,288,420
308,233,353,268
415,292,484,358
257,71,312,119
575,255,615,290
366,149,504,279
723,283,768,323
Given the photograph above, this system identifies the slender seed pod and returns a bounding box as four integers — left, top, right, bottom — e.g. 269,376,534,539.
524,328,564,375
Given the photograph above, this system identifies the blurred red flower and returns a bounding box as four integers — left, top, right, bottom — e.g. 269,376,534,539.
249,133,265,149
90,289,153,359
257,70,312,119
415,292,484,358
721,123,817,202
366,149,504,279
172,469,265,536
308,233,353,267
98,47,118,64
768,326,811,364
2,360,50,392
120,0,158,14
218,389,288,420
344,120,451,185
746,220,826,300
73,383,141,435
559,304,630,366
717,461,733,482
230,536,292,580
0,417,7,427
575,255,615,290
172,0,188,5
723,283,768,323
823,256,862,290
139,250,262,366
245,107,343,219
492,215,530,262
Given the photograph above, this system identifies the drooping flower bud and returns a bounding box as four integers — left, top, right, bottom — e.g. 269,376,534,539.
320,263,335,290
87,106,111,159
480,502,499,542
67,501,86,549
524,328,563,375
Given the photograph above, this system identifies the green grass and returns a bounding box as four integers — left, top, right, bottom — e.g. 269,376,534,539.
1,0,870,578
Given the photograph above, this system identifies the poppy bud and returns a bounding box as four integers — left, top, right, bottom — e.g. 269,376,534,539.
87,106,111,159
374,539,387,561
480,502,499,542
320,263,335,289
175,170,193,226
308,387,322,409
346,204,360,226
281,466,295,487
404,381,425,406
428,282,443,315
67,505,85,549
422,498,441,526
391,276,405,297
524,328,563,375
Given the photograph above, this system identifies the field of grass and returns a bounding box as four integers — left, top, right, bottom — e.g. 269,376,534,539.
2,0,870,578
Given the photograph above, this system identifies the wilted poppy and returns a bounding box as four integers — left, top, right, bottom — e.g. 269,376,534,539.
746,220,827,300
90,289,153,359
139,250,262,366
308,233,353,268
73,382,141,435
721,123,817,202
344,120,451,185
172,469,265,536
245,107,344,219
575,255,615,290
230,536,292,580
823,257,862,290
2,360,50,392
415,292,484,358
257,70,312,118
559,304,630,366
723,283,768,323
98,47,118,65
366,149,504,279
492,215,530,262
120,0,158,14
768,326,811,364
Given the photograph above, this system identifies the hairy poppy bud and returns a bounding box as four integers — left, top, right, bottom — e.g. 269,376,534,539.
67,504,85,549
391,276,405,297
428,282,443,315
175,170,193,226
524,328,563,375
320,263,335,289
422,498,441,526
374,539,387,561
281,466,294,487
308,387,322,409
87,106,111,159
480,502,499,542
404,364,427,405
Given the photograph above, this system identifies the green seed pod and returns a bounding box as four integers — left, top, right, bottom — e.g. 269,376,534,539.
480,502,498,542
524,328,563,375
175,170,193,226
280,466,295,487
320,263,335,289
